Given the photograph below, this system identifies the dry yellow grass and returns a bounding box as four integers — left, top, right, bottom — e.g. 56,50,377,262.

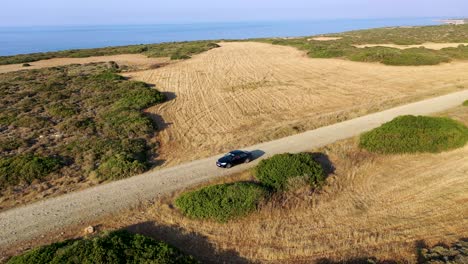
3,107,467,263
125,144,467,263
103,106,467,263
126,41,468,167
354,42,468,50
0,54,169,74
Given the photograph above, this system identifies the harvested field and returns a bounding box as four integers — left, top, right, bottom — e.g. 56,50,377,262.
0,54,169,74
126,41,468,166
354,42,468,50
96,106,468,263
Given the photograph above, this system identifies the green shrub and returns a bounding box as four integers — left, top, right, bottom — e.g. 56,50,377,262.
7,230,199,264
360,115,468,154
419,239,468,264
101,109,155,137
0,155,62,189
175,182,267,222
46,103,77,118
254,153,325,191
463,100,468,106
170,53,191,60
114,84,166,110
92,71,125,81
95,154,147,181
349,47,450,66
0,63,167,191
0,138,26,152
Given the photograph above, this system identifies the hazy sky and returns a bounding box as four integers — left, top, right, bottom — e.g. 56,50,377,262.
2,0,467,26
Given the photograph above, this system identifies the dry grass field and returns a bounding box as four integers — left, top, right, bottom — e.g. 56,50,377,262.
0,54,169,74
354,42,468,50
96,106,467,264
126,41,468,167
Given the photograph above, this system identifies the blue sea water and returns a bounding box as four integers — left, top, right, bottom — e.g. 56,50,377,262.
0,18,442,56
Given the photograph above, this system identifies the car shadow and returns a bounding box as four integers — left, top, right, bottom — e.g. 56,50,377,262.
249,149,265,161
125,221,251,264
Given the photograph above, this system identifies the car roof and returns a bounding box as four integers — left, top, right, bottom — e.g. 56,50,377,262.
229,150,245,155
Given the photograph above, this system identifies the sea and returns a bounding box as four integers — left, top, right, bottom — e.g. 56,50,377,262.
0,18,443,56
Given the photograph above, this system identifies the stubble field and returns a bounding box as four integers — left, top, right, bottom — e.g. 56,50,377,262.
126,41,468,166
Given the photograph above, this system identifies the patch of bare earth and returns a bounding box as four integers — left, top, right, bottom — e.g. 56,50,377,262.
125,41,468,167
354,42,468,50
0,54,170,74
308,37,343,41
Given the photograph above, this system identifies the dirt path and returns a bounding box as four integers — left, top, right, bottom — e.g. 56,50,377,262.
0,54,169,74
126,42,468,167
0,90,467,250
354,42,468,50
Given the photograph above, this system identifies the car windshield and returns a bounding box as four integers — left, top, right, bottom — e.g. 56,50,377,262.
224,153,235,157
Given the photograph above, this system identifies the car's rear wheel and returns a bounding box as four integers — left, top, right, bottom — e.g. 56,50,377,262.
244,158,251,163
226,163,232,168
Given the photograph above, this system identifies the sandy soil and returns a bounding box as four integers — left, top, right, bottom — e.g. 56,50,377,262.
308,37,343,41
126,42,468,166
0,54,169,74
354,42,468,50
1,90,466,259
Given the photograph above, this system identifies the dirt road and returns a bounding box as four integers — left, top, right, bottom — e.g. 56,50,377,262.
127,42,468,167
0,90,467,249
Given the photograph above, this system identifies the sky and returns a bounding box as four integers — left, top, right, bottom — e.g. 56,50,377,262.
1,0,467,27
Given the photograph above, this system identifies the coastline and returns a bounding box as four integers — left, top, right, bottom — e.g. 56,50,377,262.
0,17,442,56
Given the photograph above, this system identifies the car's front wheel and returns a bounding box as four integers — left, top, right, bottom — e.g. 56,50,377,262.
244,158,251,163
226,163,232,168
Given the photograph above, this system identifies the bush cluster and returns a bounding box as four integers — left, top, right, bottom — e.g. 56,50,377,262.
360,115,468,154
349,47,450,66
265,24,468,66
7,230,199,264
463,100,468,106
175,182,267,222
0,63,166,191
0,155,62,190
254,153,325,191
419,239,468,263
175,153,325,222
0,41,220,65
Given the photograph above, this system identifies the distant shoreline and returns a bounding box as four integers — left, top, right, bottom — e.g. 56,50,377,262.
438,19,467,25
0,18,442,56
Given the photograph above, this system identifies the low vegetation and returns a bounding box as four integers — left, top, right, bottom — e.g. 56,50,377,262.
0,41,220,65
175,182,267,222
419,239,468,264
360,115,468,154
0,155,62,189
264,25,468,65
463,100,468,106
254,153,325,191
7,230,199,264
175,153,325,222
0,62,165,194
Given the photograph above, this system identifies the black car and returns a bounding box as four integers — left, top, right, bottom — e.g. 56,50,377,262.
216,150,252,168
